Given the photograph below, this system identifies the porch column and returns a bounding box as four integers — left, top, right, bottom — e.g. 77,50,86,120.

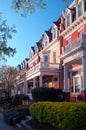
25,81,28,94
70,71,73,92
64,64,68,91
58,72,60,89
82,56,86,90
33,78,36,88
39,75,43,87
63,64,70,101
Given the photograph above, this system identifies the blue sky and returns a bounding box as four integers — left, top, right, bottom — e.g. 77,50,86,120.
0,0,73,67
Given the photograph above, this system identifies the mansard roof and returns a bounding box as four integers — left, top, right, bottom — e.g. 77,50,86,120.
31,46,35,52
36,42,40,47
45,30,52,38
25,58,29,61
53,16,61,26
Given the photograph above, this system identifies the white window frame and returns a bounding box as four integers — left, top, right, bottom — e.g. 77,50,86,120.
78,1,82,17
42,33,49,48
35,45,38,54
72,75,81,94
51,24,58,40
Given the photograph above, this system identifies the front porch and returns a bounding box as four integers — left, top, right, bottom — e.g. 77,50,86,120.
26,61,61,93
61,34,86,101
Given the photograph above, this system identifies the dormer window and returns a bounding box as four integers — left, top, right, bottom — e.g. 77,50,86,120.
35,45,38,54
72,8,76,22
42,33,49,48
29,47,34,58
17,64,21,72
53,28,57,39
78,1,82,17
51,24,58,40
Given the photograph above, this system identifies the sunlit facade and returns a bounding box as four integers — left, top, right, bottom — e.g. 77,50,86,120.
60,0,86,101
16,0,86,101
16,16,65,94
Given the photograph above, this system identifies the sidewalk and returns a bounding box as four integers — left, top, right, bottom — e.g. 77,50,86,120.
0,112,15,130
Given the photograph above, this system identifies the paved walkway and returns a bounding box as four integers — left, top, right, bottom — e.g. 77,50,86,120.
0,112,15,130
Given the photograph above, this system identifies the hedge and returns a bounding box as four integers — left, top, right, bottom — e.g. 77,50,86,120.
29,102,86,130
31,87,64,101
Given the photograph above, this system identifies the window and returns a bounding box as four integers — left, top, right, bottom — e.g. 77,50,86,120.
44,55,49,62
78,2,82,17
43,35,49,47
53,28,57,39
67,39,71,45
44,54,49,68
72,8,76,22
73,77,80,93
35,46,38,54
84,1,86,11
67,14,70,27
78,30,84,38
45,40,48,46
53,51,56,63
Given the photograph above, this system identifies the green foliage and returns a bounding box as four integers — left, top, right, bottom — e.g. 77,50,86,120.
4,108,29,125
0,98,8,105
30,102,86,130
0,66,18,99
32,87,63,102
12,94,29,105
11,0,46,17
0,16,16,61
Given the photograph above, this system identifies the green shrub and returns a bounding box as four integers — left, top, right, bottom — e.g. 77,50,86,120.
29,102,86,130
0,98,8,105
4,108,29,125
11,94,29,105
31,87,63,102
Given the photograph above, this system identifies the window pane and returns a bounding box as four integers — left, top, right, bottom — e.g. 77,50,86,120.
44,55,48,62
74,77,80,93
67,14,70,27
85,1,86,11
78,2,82,17
72,8,76,22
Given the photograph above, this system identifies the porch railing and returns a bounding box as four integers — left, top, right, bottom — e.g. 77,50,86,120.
27,62,60,76
62,34,86,55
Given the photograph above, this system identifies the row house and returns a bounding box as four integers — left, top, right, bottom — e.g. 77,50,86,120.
16,0,86,101
16,16,65,94
60,0,86,101
16,58,29,94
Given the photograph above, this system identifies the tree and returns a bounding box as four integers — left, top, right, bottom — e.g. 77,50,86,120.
11,0,46,17
0,65,18,99
0,15,16,62
11,0,79,17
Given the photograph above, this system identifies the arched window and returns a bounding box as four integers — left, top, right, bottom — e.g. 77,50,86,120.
51,24,58,40
29,48,34,58
42,33,49,48
35,45,38,54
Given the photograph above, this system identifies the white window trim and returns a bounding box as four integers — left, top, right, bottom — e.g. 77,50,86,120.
72,74,81,94
42,33,49,48
51,24,58,40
